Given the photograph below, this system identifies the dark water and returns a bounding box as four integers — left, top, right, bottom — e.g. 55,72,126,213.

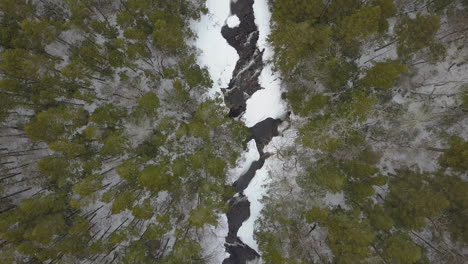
221,1,284,263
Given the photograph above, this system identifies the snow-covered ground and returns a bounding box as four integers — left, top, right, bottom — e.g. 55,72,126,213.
237,159,272,252
237,0,288,256
243,0,287,127
200,214,230,263
190,0,238,96
227,139,260,185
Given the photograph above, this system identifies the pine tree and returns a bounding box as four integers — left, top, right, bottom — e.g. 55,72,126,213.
396,14,441,58
361,60,408,89
381,233,422,264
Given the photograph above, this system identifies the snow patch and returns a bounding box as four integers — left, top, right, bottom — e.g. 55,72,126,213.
237,165,272,253
227,139,260,184
243,66,288,127
324,192,348,209
200,214,230,264
226,15,240,28
243,0,287,127
190,0,238,96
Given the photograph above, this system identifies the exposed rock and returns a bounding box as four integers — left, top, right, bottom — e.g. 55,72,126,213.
222,0,263,118
222,1,284,263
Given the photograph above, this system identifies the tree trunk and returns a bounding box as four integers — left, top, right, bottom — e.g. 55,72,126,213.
0,187,32,200
0,172,21,181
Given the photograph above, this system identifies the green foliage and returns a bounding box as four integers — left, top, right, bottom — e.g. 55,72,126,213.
339,6,382,42
257,232,287,264
111,191,135,214
72,174,103,197
133,92,160,120
0,0,244,262
361,60,408,89
324,0,362,24
0,91,14,122
272,0,322,23
0,193,70,260
151,10,186,54
342,161,379,179
315,56,355,91
187,99,228,138
37,156,73,186
101,131,127,157
264,1,466,264
434,173,468,244
187,150,227,179
23,213,67,245
427,42,447,63
367,204,394,230
386,170,450,230
338,91,376,122
439,136,468,172
304,159,346,193
136,130,167,160
284,89,329,117
326,211,375,264
428,0,457,13
270,22,331,74
396,14,441,58
345,181,375,202
299,115,342,151
116,160,140,184
25,107,88,142
381,233,422,264
188,206,217,228
0,48,52,80
132,199,154,220
170,79,191,106
90,103,127,128
121,240,148,264
179,56,212,89
20,19,62,50
49,140,87,158
305,207,330,223
160,239,203,264
139,165,171,193
372,0,397,32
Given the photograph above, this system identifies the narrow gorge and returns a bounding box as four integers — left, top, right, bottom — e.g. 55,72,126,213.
220,0,287,263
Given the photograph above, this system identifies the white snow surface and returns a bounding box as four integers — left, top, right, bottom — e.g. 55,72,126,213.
200,214,230,264
243,0,287,127
237,163,272,253
227,139,260,185
190,0,238,95
236,0,289,256
227,15,241,28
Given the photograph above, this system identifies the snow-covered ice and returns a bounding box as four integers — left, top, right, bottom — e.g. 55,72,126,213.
227,15,241,28
237,0,288,255
243,0,287,127
190,0,238,95
227,139,260,185
237,165,271,253
243,66,288,127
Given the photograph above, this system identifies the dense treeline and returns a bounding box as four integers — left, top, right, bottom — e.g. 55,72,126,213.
0,0,249,263
257,0,467,263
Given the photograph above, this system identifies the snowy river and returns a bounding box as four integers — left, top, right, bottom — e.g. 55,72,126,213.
192,0,287,263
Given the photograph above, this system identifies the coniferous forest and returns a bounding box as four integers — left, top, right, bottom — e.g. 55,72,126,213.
0,0,467,264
